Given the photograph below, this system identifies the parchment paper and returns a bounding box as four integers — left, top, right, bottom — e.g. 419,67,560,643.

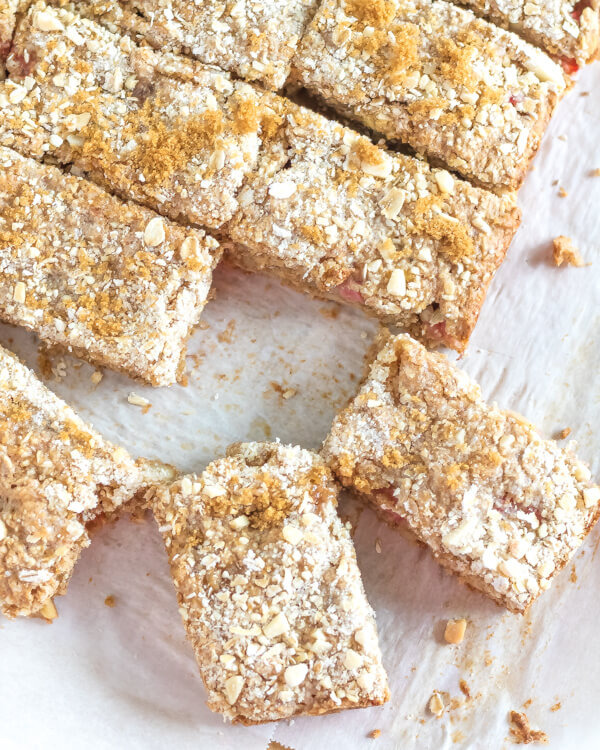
0,61,599,750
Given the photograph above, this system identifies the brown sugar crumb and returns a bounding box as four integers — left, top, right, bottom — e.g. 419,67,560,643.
444,618,467,644
509,711,548,745
552,236,584,268
369,729,382,739
217,320,236,344
558,187,568,198
346,0,396,26
104,595,116,608
459,680,471,699
550,702,561,712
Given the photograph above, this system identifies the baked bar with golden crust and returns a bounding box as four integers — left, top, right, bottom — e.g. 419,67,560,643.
0,345,151,619
456,0,600,69
1,2,266,229
49,0,319,89
227,98,520,352
0,146,221,386
292,0,568,189
150,441,389,724
322,332,600,613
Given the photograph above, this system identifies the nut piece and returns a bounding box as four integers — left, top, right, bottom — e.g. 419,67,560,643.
282,524,303,545
444,618,467,644
224,675,244,705
583,487,600,509
33,10,65,32
386,269,406,297
284,663,309,688
268,181,297,199
39,599,58,622
144,217,166,247
429,691,445,717
127,392,150,407
180,236,200,261
13,281,26,304
343,648,363,670
552,236,584,267
434,170,454,195
263,612,290,639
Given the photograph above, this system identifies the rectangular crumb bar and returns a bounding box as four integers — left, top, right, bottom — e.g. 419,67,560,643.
0,147,221,386
322,332,600,613
293,0,568,189
226,99,520,352
150,441,389,724
456,0,600,68
0,345,148,618
0,2,267,229
50,0,319,90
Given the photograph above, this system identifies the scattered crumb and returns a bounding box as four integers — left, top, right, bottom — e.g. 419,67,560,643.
319,305,340,320
91,370,103,386
557,135,567,142
217,319,236,344
127,392,151,408
552,236,584,268
37,344,66,381
550,702,561,712
282,387,297,399
104,595,116,608
551,179,559,186
523,699,533,709
429,692,445,718
452,731,466,743
558,187,568,198
556,427,571,439
375,537,382,554
570,565,577,583
269,381,297,400
444,618,467,644
591,168,600,177
368,729,381,739
509,711,548,745
459,680,471,700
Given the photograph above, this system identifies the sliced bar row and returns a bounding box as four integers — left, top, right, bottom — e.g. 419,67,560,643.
0,2,520,357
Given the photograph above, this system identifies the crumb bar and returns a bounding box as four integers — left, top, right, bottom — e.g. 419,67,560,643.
322,332,600,613
293,0,568,189
226,99,520,352
1,2,266,229
50,0,319,90
0,345,148,618
150,441,389,723
0,147,221,386
455,0,600,68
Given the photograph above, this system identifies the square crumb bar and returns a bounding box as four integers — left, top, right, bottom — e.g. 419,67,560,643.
1,2,267,229
0,345,149,618
51,0,319,90
293,0,568,189
456,0,600,68
226,99,520,352
150,441,389,724
0,147,221,386
322,332,600,613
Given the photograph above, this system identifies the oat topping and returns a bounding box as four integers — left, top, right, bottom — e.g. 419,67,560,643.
227,98,520,352
0,2,267,229
49,0,320,89
0,345,150,618
293,0,568,189
456,0,600,67
0,146,222,386
322,332,600,613
552,235,585,267
150,441,389,724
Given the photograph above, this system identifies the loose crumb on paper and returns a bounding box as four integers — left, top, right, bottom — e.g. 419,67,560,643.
550,702,561,712
375,538,382,554
555,427,571,439
509,711,548,745
444,618,467,644
217,319,236,344
558,187,568,198
552,236,584,268
127,392,152,413
39,599,58,623
91,370,103,386
591,168,600,177
459,680,471,700
104,595,116,608
368,729,381,739
429,691,446,718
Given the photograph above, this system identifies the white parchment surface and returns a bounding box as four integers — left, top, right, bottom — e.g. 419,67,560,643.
0,63,599,750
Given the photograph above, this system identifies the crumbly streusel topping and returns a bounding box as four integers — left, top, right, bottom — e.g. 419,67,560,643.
0,146,221,385
322,332,600,613
293,0,568,189
49,0,320,89
227,97,520,352
0,344,145,618
458,0,600,67
0,2,267,228
151,441,389,724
